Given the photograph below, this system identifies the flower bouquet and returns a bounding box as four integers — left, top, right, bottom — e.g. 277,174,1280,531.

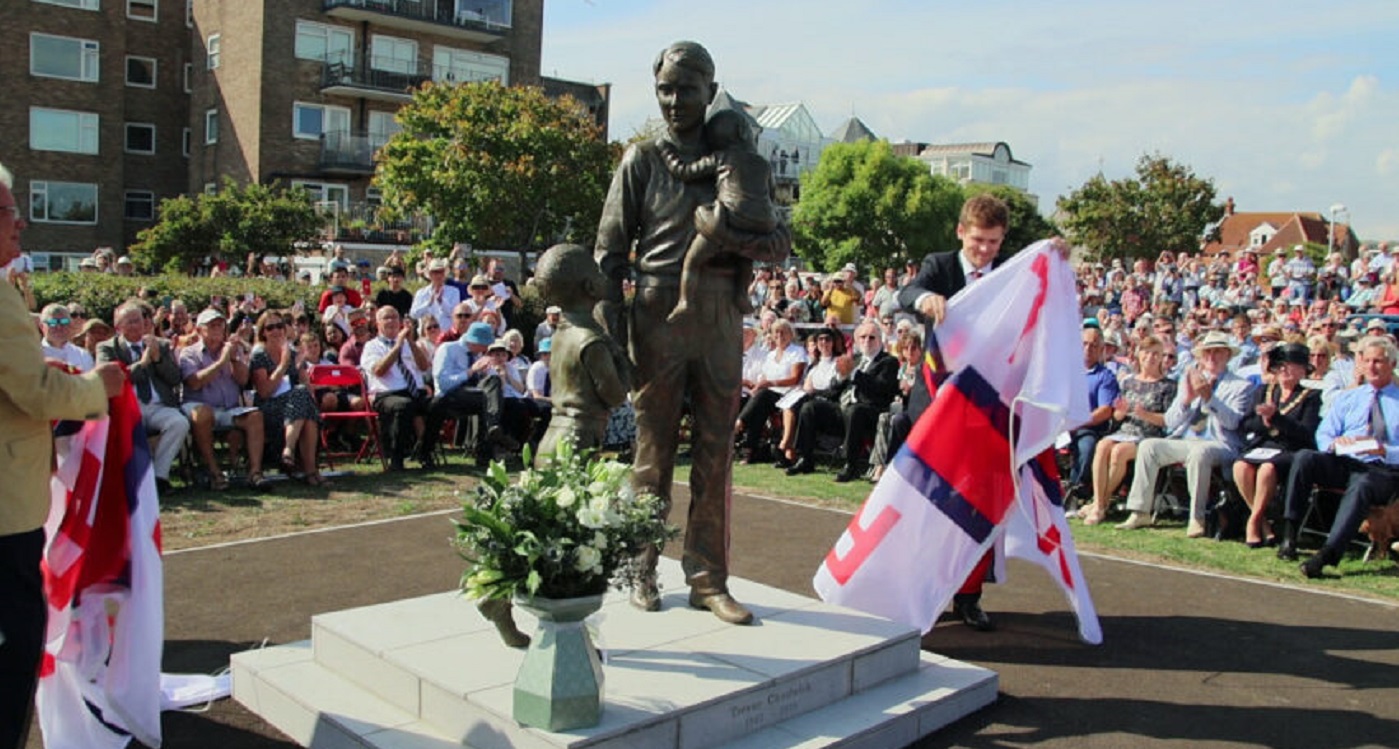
454,440,675,602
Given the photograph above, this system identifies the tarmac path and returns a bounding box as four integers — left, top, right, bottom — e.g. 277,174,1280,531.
31,487,1398,749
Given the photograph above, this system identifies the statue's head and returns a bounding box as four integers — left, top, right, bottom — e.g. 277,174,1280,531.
535,243,606,308
703,109,755,151
652,41,718,139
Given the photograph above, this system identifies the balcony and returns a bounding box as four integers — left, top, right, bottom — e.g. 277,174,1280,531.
321,60,431,102
320,131,377,174
321,202,431,246
323,0,511,43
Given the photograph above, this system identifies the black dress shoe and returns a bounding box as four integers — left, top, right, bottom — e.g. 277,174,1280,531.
785,457,815,476
155,477,174,495
834,466,859,483
1299,553,1329,579
952,600,995,632
773,454,794,469
1276,538,1299,561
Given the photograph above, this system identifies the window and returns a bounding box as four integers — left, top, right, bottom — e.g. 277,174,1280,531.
127,0,156,21
293,102,350,140
203,182,216,195
124,191,155,221
370,35,417,74
368,110,401,150
185,0,192,26
36,0,99,9
295,21,353,65
432,46,508,84
31,33,100,82
29,108,99,154
29,181,98,225
292,181,349,209
206,34,220,69
204,108,218,144
183,62,192,92
126,56,157,88
182,127,190,156
125,123,156,154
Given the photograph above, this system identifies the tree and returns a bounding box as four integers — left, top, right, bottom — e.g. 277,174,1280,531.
1056,153,1224,262
130,178,322,274
375,80,616,262
961,183,1058,253
791,140,964,272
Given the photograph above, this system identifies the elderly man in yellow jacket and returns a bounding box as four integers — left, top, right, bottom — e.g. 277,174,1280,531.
0,163,124,749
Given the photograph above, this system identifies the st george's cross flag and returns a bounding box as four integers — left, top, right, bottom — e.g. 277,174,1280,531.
813,240,1102,644
38,384,165,749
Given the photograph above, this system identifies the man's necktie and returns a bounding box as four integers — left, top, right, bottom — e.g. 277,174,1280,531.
1371,390,1387,442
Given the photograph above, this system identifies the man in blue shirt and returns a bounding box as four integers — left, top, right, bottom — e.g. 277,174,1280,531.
1067,327,1121,501
428,321,513,467
1277,335,1399,577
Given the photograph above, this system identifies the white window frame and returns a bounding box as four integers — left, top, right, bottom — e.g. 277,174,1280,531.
125,122,156,155
206,33,220,70
35,0,100,9
368,110,401,150
432,45,508,85
183,62,192,92
29,107,99,155
292,102,351,140
30,33,100,83
203,182,217,195
125,55,158,88
182,127,190,157
124,190,156,221
126,0,157,22
29,181,99,225
294,20,354,65
370,34,417,74
185,0,192,27
292,180,350,210
204,108,218,144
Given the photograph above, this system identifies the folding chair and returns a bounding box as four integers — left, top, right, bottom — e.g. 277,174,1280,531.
1299,485,1376,558
308,365,388,472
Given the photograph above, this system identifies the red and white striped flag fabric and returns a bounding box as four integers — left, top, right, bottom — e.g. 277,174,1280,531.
813,241,1102,644
38,384,165,749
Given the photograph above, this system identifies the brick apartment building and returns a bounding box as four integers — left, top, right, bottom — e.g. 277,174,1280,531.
0,0,607,268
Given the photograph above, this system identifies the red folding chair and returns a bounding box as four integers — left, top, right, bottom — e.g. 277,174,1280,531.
308,365,388,472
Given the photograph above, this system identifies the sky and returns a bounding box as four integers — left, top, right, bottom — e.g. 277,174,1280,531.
540,0,1399,241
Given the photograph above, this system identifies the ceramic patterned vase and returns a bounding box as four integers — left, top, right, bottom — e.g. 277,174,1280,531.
511,593,605,731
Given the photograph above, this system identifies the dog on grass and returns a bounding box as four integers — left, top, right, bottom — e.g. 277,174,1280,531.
1359,502,1399,561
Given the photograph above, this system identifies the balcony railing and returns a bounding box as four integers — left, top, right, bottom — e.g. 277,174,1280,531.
320,131,377,174
321,61,430,101
323,0,511,41
321,202,432,245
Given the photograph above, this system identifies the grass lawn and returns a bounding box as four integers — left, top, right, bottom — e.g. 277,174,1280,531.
682,461,1399,604
159,453,1399,604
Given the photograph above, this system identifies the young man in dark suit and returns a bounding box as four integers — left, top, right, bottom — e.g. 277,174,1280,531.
892,193,1010,632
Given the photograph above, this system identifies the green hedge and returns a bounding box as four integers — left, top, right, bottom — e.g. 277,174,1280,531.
31,272,547,349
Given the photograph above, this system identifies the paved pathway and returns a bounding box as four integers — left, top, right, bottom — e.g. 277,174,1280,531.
31,489,1398,748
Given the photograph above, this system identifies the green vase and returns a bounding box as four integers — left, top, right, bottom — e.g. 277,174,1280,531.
511,593,605,731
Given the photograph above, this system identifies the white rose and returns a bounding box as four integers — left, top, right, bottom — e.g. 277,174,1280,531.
556,486,578,508
574,545,602,575
577,505,608,529
592,531,608,550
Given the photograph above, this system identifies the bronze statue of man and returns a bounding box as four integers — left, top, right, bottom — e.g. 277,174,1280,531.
596,41,790,625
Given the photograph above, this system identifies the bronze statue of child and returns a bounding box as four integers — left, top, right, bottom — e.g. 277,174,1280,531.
658,108,779,323
478,243,631,648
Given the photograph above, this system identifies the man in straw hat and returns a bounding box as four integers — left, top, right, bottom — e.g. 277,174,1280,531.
1117,331,1257,537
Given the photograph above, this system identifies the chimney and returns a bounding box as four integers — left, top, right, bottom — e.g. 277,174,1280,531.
1224,197,1235,216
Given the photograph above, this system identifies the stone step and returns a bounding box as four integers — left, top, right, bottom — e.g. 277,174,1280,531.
232,557,998,749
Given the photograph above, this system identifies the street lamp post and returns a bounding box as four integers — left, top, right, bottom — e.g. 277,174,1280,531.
1328,203,1348,258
